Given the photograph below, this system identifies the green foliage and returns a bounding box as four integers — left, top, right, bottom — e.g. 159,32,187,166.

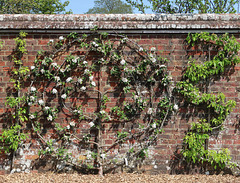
179,32,240,170
0,0,71,14
185,33,240,84
126,0,238,13
86,0,133,14
0,125,27,153
1,29,239,174
0,32,29,158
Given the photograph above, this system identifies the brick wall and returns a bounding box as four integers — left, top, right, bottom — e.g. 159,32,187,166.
0,14,240,174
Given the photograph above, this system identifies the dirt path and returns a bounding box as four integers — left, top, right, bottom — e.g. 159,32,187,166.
0,173,239,183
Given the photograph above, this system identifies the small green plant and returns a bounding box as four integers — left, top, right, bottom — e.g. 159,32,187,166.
0,125,27,153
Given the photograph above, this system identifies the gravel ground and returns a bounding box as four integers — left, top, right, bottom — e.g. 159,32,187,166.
0,173,239,183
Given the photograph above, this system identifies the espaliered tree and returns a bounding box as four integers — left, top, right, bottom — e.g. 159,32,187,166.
176,32,240,171
1,30,175,175
0,30,240,175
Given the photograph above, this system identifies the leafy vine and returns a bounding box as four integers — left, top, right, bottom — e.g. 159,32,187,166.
176,32,240,171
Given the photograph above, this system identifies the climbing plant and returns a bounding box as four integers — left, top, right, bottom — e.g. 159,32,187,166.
0,31,29,170
1,29,175,175
0,30,239,175
176,32,240,171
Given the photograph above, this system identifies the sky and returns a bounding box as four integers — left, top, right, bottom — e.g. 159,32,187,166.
64,0,240,14
65,0,95,14
64,0,152,14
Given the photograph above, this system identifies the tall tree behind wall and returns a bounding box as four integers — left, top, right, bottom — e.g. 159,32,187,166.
86,0,133,14
126,0,238,13
0,0,71,14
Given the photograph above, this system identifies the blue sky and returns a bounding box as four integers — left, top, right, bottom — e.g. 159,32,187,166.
65,0,95,14
64,0,152,14
65,0,240,14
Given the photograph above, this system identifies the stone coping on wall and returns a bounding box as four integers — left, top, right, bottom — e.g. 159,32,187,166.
0,14,240,33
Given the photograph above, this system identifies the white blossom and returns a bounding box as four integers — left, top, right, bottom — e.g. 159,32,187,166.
151,47,156,52
147,108,153,115
100,154,106,159
89,75,94,81
57,82,62,87
154,165,158,169
87,154,92,159
100,110,106,115
66,65,71,71
61,94,67,99
159,65,166,68
139,47,143,52
121,77,128,83
55,76,60,82
66,125,70,129
152,123,157,129
52,88,57,94
72,58,78,63
40,69,45,74
30,96,35,101
173,104,179,111
66,77,72,83
47,115,53,121
91,81,96,86
92,41,98,47
38,99,44,105
70,121,75,127
28,102,32,106
89,121,94,127
49,39,54,43
84,69,89,74
78,78,83,84
141,90,148,94
60,69,65,73
30,87,36,92
59,36,64,41
30,66,35,70
121,37,127,43
151,58,156,63
29,115,35,119
80,86,86,91
51,62,58,68
120,59,126,65
83,61,88,65
44,106,50,111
